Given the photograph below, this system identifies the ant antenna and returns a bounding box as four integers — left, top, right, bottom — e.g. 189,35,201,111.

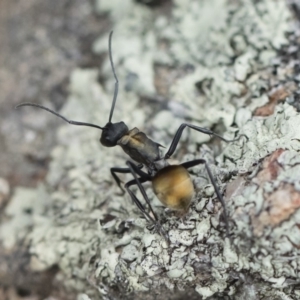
15,103,104,130
108,31,119,124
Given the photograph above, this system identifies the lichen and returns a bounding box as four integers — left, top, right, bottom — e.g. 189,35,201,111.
2,0,300,299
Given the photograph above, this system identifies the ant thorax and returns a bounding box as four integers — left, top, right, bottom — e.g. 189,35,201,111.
117,127,162,166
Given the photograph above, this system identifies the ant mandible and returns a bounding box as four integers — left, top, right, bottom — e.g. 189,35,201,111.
16,31,245,239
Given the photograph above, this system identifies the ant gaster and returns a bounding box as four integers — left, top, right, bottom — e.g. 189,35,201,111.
16,31,246,239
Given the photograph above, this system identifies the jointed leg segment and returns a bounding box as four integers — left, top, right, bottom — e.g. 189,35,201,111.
119,162,168,239
181,159,230,237
124,177,156,224
110,164,144,192
125,161,157,221
165,123,246,159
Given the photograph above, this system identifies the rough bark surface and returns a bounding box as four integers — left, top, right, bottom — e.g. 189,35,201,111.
1,0,300,299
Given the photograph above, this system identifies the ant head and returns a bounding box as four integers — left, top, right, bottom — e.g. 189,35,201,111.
100,122,128,147
16,31,126,149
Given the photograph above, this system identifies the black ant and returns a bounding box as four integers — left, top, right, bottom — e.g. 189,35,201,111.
16,31,246,239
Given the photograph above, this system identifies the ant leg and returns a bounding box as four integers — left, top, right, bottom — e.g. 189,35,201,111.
124,177,155,224
181,159,230,237
124,174,168,240
110,164,144,193
164,123,247,159
111,167,129,193
125,172,169,241
125,161,157,221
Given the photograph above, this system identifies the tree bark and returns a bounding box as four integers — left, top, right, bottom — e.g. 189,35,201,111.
1,0,300,299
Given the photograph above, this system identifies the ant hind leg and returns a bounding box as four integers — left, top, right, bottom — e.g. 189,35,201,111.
181,159,230,238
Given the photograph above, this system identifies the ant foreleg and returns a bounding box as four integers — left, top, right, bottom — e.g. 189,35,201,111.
110,164,144,193
124,177,154,223
124,176,168,240
181,159,230,238
164,123,246,159
126,161,156,220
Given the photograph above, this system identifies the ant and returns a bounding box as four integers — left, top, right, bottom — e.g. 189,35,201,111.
16,31,246,239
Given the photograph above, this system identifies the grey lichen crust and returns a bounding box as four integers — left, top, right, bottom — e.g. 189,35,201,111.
2,0,300,299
